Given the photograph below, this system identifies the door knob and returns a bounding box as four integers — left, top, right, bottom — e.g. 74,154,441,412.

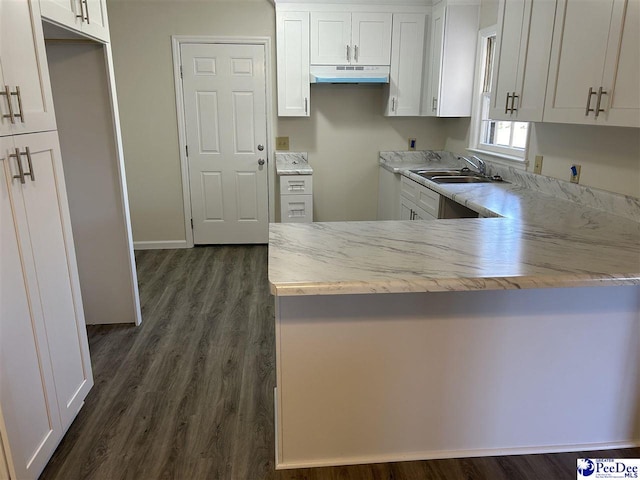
258,159,265,166
257,144,264,151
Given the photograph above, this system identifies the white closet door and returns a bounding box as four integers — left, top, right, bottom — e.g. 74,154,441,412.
0,136,62,480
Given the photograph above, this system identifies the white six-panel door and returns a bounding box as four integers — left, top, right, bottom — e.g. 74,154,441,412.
181,44,268,244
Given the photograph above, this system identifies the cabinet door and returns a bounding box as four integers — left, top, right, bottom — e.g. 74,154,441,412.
310,12,351,65
0,0,56,135
544,0,621,125
489,0,525,121
386,14,426,116
8,132,93,430
425,1,445,116
438,4,479,117
40,0,110,42
1,136,63,480
351,13,392,65
276,11,310,117
601,0,639,127
39,0,82,32
81,0,110,42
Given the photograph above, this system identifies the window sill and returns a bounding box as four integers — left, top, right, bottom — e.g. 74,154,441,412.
467,148,529,171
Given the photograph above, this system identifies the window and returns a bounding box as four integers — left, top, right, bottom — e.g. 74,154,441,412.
470,27,528,160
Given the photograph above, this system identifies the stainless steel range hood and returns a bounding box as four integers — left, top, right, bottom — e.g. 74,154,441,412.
310,65,390,84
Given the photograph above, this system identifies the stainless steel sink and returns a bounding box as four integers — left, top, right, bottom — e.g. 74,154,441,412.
430,175,493,184
410,169,463,178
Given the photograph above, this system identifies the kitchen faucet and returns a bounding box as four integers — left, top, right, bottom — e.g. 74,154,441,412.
459,155,487,176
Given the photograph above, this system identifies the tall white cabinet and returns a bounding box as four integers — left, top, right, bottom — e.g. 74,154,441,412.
39,0,110,42
1,132,93,479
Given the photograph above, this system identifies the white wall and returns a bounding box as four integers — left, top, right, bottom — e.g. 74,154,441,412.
446,0,640,199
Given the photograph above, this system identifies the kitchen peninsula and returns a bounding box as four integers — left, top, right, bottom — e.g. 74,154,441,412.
268,154,640,469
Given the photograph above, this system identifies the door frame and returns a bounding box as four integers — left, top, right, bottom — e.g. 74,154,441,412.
171,35,275,248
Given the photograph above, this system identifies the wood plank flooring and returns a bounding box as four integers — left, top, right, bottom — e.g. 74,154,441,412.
40,246,639,480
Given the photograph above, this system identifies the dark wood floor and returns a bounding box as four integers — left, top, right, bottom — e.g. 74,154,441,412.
41,246,639,480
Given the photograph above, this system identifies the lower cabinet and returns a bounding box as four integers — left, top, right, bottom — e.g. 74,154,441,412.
279,175,313,223
0,131,93,480
377,167,401,220
400,175,440,220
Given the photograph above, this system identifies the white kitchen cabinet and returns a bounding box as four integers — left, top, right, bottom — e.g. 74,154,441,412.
0,0,57,136
384,13,427,116
40,0,110,42
310,12,392,66
0,131,93,480
489,0,556,122
276,11,310,117
544,0,639,127
280,175,313,222
423,0,480,117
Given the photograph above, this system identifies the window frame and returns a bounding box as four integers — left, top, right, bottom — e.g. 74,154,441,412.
468,26,530,166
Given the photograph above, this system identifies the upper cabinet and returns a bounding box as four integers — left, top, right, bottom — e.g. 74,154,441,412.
424,0,480,117
40,0,110,42
385,13,427,116
543,0,639,127
0,0,57,136
310,12,392,66
276,11,311,117
489,0,556,122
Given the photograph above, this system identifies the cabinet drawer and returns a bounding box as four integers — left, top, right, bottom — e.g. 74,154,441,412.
280,175,313,195
281,194,313,223
416,186,441,218
400,175,418,203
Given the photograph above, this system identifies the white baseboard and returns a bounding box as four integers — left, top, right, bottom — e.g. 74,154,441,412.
133,240,189,250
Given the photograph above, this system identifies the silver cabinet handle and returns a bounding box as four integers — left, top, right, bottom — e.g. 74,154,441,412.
432,97,437,112
391,97,396,112
14,86,24,123
83,0,90,23
346,45,351,62
76,0,85,21
304,97,308,115
354,45,358,62
505,92,512,114
10,148,25,184
510,92,518,113
594,86,607,118
585,87,597,116
10,147,35,183
2,85,16,124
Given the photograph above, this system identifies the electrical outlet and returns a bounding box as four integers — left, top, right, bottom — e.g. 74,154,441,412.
276,136,290,151
533,155,543,174
408,138,416,151
570,164,581,184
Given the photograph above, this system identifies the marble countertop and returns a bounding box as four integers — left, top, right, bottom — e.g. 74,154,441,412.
269,152,640,296
275,152,313,175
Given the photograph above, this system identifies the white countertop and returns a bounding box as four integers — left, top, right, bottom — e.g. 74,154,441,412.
269,153,640,296
275,152,313,175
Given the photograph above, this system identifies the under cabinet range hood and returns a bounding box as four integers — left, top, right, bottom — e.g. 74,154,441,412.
310,65,390,84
